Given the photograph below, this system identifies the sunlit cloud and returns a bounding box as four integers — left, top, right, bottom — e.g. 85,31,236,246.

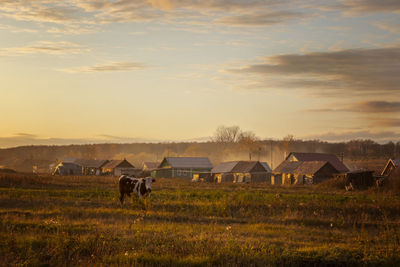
227,47,400,96
60,62,146,73
1,41,88,55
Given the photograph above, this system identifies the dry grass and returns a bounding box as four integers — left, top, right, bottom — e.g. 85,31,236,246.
1,173,400,266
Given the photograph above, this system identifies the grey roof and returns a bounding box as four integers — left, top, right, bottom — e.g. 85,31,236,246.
212,161,270,174
75,159,108,168
274,161,302,173
102,159,135,169
163,157,213,169
260,162,272,172
211,161,238,173
292,161,330,175
288,152,349,173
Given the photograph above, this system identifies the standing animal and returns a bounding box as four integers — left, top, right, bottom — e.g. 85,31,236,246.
118,175,155,207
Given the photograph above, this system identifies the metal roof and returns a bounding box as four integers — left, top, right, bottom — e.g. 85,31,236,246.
162,157,213,169
212,161,270,173
143,162,159,170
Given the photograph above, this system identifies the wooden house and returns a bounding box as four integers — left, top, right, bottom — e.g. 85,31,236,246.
273,160,339,185
381,159,399,176
152,157,213,178
285,152,349,173
212,161,271,183
76,159,109,176
102,159,138,177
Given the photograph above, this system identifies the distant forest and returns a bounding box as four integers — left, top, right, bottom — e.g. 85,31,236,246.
0,135,399,172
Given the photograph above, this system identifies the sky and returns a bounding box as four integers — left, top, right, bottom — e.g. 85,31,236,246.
0,0,399,147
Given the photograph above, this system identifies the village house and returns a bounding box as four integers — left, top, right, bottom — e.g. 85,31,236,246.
272,152,347,185
212,161,271,183
76,159,109,176
152,157,213,178
381,158,399,176
101,159,139,177
273,160,339,185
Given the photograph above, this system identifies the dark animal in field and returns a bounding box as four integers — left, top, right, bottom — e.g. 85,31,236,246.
118,175,155,207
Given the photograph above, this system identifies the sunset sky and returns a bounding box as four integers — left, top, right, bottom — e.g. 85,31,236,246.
1,0,399,147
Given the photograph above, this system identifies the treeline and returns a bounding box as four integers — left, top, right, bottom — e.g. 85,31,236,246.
0,137,399,172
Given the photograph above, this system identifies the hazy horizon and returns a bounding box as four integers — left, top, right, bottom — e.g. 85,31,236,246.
1,0,399,147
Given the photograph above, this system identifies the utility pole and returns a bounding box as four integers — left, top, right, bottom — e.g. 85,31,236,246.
270,140,273,170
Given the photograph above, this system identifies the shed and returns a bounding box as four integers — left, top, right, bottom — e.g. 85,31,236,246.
102,159,139,177
211,161,271,183
152,157,213,178
52,162,82,176
381,159,399,177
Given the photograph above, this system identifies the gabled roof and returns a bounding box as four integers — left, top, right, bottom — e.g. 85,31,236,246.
160,157,213,169
143,162,159,170
211,161,238,173
381,158,400,176
102,159,135,169
75,159,109,168
288,152,349,173
231,161,259,173
274,161,302,173
274,160,336,175
260,162,272,172
212,161,270,174
293,161,331,175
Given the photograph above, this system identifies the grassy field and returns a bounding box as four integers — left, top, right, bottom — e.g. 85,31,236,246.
1,173,400,266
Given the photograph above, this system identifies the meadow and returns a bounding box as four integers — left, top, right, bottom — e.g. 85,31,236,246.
0,173,400,266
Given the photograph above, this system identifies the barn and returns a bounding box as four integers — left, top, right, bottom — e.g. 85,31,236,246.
101,159,139,177
152,157,213,178
381,158,399,177
212,161,271,183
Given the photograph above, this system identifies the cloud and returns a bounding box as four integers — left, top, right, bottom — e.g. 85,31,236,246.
301,130,400,143
227,47,400,96
60,62,146,73
1,41,88,55
371,119,400,128
304,101,400,113
374,20,400,34
340,0,400,15
216,11,305,26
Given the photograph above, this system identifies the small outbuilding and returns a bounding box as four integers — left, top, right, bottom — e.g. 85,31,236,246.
333,170,375,190
142,162,159,172
152,157,213,178
101,159,138,177
211,161,271,183
53,162,82,176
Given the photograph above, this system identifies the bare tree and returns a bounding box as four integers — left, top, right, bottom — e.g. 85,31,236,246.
213,125,241,143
